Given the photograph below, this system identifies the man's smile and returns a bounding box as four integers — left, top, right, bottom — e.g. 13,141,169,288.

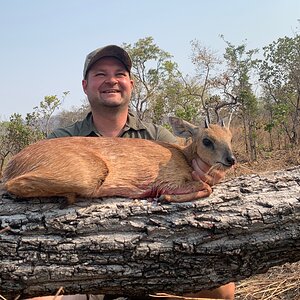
102,89,120,94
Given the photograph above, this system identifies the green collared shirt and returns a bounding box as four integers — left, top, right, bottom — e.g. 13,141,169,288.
47,110,177,143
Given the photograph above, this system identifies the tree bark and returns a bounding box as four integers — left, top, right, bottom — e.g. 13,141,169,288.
0,166,300,299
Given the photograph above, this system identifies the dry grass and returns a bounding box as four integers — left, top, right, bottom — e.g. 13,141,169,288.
235,262,300,300
150,262,300,300
230,142,300,300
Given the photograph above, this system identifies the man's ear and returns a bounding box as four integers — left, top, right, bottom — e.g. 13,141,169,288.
82,79,88,95
130,77,134,89
169,117,198,139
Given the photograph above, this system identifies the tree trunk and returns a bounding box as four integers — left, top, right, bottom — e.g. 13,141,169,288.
1,166,300,299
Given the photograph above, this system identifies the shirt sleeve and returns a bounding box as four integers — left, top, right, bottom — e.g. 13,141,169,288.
156,126,178,144
47,128,73,139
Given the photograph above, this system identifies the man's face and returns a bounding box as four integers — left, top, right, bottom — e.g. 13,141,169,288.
82,57,134,109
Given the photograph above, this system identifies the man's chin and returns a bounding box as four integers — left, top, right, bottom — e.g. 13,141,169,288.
101,99,129,108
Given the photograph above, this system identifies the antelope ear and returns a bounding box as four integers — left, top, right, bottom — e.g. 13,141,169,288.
169,117,198,139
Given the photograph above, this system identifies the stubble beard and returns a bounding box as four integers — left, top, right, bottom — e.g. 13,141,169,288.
89,94,131,111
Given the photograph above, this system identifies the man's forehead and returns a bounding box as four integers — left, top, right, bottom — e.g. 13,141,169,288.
90,57,128,70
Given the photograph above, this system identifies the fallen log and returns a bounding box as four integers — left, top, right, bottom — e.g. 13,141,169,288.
0,166,300,299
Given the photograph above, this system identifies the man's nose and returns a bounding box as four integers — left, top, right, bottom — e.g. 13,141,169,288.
105,76,118,84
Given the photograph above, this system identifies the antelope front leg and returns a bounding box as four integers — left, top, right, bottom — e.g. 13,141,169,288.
159,182,212,203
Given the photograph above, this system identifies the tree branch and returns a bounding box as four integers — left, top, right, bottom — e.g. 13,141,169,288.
1,166,300,298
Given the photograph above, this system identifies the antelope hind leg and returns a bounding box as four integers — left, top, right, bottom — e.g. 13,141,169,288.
5,173,74,199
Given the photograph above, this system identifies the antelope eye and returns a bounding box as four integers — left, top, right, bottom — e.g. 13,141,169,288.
203,138,214,149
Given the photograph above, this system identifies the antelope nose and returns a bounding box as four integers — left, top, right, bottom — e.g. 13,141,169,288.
226,155,236,166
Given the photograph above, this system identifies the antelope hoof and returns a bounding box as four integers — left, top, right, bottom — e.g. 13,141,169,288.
158,195,172,203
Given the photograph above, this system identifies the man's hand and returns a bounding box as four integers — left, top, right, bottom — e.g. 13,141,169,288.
191,157,226,186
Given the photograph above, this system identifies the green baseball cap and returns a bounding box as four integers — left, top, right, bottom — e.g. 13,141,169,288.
83,45,132,79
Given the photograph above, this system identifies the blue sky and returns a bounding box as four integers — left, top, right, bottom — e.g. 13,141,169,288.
1,0,299,120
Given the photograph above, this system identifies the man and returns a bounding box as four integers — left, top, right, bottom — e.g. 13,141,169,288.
48,45,221,185
45,45,234,299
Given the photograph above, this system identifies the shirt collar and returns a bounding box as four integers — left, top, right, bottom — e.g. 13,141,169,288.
81,112,100,136
125,109,147,131
82,109,147,137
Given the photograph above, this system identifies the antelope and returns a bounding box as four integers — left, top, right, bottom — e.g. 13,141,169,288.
3,117,235,204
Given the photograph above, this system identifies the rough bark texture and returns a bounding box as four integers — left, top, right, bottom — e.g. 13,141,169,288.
0,166,300,299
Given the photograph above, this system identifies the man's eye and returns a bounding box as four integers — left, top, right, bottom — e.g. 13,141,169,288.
95,73,105,77
116,73,126,77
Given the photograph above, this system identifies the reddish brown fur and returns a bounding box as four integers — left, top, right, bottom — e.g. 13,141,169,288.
3,118,235,203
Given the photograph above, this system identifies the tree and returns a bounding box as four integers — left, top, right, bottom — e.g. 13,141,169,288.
149,69,203,125
220,38,260,160
0,92,67,173
259,34,300,145
189,40,226,122
33,91,69,136
53,100,90,129
123,37,179,122
261,91,290,150
0,122,11,174
1,167,299,298
0,113,44,174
